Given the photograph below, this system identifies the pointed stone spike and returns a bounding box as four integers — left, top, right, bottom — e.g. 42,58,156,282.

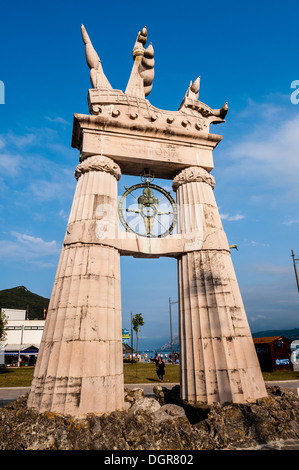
211,102,229,118
220,102,228,117
191,76,200,95
81,24,112,90
81,24,100,70
81,24,90,44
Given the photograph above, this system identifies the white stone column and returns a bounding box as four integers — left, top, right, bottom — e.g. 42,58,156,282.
27,155,124,417
173,167,267,404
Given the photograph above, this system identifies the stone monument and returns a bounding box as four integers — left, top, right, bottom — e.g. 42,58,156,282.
27,26,267,417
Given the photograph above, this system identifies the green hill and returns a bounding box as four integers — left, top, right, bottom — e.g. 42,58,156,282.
160,329,299,351
252,328,299,340
0,286,49,320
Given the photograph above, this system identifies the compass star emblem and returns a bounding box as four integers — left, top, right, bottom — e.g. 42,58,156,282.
118,178,177,238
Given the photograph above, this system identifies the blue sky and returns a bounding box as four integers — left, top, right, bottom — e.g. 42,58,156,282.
0,0,299,349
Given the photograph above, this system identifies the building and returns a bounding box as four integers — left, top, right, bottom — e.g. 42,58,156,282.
253,336,293,372
1,308,45,366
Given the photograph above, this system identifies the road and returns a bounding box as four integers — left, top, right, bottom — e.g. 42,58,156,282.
0,380,299,407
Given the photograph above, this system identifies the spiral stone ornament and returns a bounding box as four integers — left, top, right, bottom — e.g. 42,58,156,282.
74,155,121,181
172,166,215,191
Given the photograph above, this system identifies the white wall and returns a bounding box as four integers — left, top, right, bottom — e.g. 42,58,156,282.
2,309,26,321
5,320,45,347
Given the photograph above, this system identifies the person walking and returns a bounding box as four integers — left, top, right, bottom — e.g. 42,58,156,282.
156,356,165,382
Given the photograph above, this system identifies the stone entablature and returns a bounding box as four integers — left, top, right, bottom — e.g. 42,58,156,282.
71,111,222,179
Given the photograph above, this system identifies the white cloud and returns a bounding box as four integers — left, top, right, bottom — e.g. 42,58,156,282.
0,153,23,177
242,280,299,333
0,231,60,266
246,263,291,275
249,314,267,323
230,115,299,169
283,218,299,225
0,128,76,203
237,96,290,122
246,240,270,248
6,132,36,148
28,175,74,202
59,209,69,221
220,212,245,221
45,116,71,125
11,231,58,250
224,98,299,202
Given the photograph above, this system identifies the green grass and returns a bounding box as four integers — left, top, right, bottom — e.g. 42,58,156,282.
1,364,298,388
0,362,180,387
123,362,180,384
0,366,35,387
262,370,299,381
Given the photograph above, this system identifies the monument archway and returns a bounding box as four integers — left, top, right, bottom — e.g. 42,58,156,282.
27,26,267,417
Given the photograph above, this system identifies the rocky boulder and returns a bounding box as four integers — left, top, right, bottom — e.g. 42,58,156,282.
0,385,298,450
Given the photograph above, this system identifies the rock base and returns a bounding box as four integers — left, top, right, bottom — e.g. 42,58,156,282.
0,385,299,450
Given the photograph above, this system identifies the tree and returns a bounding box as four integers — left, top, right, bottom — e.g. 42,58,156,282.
0,309,7,349
132,313,144,360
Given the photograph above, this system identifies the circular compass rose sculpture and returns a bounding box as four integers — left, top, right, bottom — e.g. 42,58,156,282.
118,173,177,238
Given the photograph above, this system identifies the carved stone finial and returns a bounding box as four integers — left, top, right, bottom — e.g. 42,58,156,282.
80,25,227,134
133,26,147,57
139,43,155,97
178,75,228,124
125,26,155,98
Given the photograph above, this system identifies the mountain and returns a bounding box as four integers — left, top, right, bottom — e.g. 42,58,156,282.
0,286,50,320
159,328,299,351
161,334,180,351
252,328,299,340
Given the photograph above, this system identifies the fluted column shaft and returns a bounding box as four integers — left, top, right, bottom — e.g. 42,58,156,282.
27,155,124,417
173,167,267,404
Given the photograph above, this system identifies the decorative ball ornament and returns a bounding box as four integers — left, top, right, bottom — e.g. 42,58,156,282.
118,179,177,238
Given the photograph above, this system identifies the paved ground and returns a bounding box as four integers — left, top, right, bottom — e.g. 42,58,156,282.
1,382,299,450
0,386,30,407
1,380,299,407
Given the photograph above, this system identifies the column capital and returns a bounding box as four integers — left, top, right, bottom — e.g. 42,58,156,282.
74,155,121,181
172,166,215,191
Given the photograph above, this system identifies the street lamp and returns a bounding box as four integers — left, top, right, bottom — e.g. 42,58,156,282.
291,250,299,293
169,297,178,364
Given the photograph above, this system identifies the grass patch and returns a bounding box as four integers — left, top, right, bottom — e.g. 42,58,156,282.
0,367,35,387
0,363,180,387
262,370,299,381
1,365,298,388
123,362,180,384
